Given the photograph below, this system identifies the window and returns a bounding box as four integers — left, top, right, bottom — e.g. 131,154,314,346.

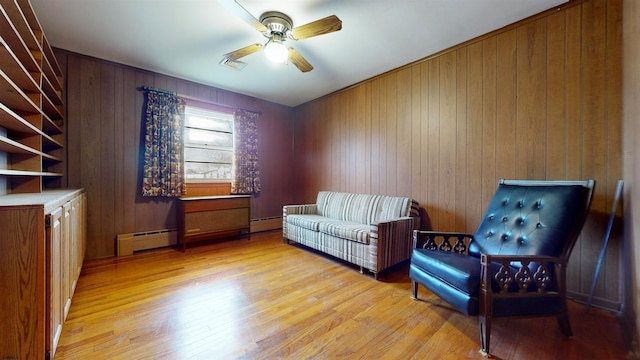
183,106,234,181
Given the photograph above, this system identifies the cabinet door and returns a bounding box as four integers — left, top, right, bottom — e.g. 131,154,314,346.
47,207,63,358
69,194,85,296
62,201,72,319
0,207,45,360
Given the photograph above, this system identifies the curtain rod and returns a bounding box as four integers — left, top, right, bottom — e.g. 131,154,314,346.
137,86,176,96
180,94,262,115
137,86,261,115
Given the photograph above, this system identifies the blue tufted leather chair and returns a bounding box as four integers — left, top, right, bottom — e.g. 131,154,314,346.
409,179,595,356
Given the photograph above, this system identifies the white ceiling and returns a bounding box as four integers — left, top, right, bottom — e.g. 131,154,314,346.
30,0,567,107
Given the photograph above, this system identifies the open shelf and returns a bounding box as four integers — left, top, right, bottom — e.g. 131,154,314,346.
0,134,40,155
0,102,40,133
0,0,66,194
0,6,39,76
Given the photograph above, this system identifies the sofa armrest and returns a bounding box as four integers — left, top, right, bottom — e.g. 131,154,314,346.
283,204,318,216
282,204,318,240
371,216,420,272
413,230,474,255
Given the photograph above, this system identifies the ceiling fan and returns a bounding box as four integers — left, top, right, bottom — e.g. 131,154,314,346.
218,0,342,72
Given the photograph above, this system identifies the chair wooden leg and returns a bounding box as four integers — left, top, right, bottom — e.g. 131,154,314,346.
411,280,418,300
557,311,573,337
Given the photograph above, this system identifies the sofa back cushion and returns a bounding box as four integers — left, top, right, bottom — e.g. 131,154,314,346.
316,191,415,225
370,196,415,223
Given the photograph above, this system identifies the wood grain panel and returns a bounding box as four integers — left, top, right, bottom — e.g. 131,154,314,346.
439,52,457,231
386,72,398,195
291,0,623,309
578,0,609,299
454,48,468,230
495,30,517,180
622,0,640,344
481,38,497,212
427,59,440,228
410,65,422,204
0,207,43,359
466,42,484,232
603,0,623,309
516,18,547,180
546,11,568,180
419,61,429,224
396,68,412,198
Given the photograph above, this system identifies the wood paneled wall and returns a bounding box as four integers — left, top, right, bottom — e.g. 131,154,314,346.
292,0,622,309
622,0,640,350
55,50,294,260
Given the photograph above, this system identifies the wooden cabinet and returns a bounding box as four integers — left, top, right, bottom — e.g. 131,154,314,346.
0,0,65,194
0,189,86,360
178,195,251,250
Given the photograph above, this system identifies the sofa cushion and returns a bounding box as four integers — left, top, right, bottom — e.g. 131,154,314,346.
370,195,413,223
318,220,372,244
317,191,376,224
286,214,327,231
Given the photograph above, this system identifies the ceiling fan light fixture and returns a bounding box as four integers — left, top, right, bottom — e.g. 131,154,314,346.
264,37,288,64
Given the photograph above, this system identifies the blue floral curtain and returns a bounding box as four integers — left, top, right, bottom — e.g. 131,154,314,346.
141,88,187,197
231,109,261,195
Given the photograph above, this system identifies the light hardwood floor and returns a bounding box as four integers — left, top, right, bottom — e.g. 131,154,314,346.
55,230,627,359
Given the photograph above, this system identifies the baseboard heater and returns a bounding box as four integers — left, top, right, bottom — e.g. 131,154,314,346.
116,217,282,256
117,228,178,256
250,216,282,233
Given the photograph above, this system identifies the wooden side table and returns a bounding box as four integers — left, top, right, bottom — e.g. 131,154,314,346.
178,195,251,250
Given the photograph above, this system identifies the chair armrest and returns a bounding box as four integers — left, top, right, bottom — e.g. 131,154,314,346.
480,254,563,294
413,230,474,255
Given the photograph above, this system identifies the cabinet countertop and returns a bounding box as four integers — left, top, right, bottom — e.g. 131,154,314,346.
179,194,251,201
0,189,84,214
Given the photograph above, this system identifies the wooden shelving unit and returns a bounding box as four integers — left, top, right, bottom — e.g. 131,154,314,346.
0,0,65,194
0,3,86,359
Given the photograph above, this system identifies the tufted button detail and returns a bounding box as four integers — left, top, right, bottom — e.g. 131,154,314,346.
502,216,508,222
503,199,509,206
489,215,495,220
502,234,509,241
519,237,526,245
518,200,524,208
518,217,526,225
536,222,543,228
536,200,543,209
487,231,494,236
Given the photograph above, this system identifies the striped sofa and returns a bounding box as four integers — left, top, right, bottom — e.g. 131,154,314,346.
283,191,421,279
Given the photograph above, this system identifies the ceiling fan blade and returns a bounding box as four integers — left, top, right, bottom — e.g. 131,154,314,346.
218,0,268,33
223,43,263,61
290,15,342,40
288,47,313,72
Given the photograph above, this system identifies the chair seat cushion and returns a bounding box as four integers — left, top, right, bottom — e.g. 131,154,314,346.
411,249,481,296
